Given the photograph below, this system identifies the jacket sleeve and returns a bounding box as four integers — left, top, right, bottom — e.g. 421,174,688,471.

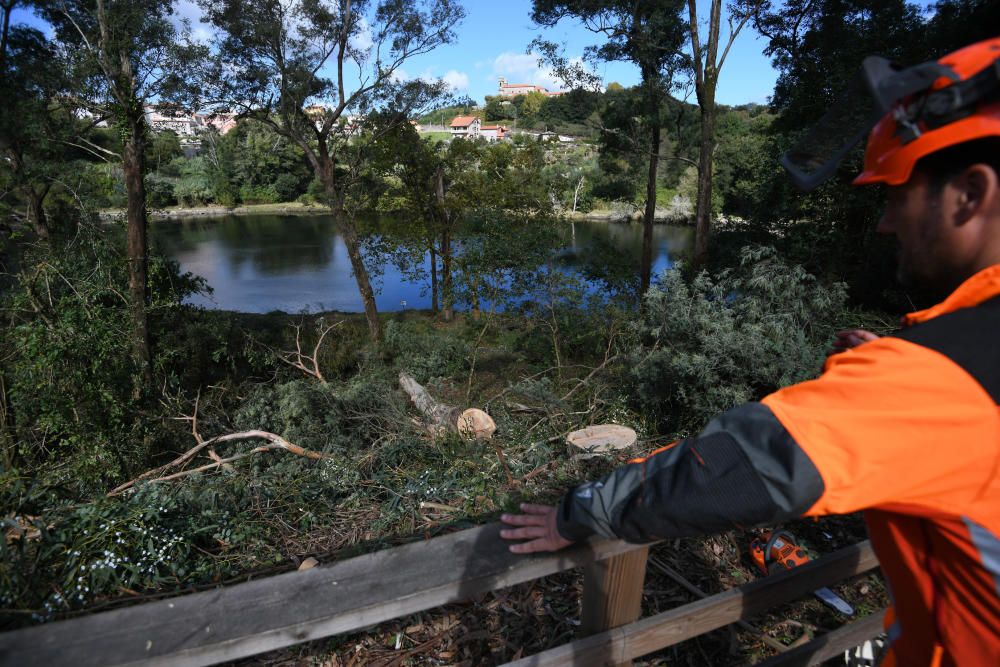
557,336,999,543
556,401,825,542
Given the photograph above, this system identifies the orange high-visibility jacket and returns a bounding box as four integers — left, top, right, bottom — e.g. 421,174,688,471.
556,264,1000,666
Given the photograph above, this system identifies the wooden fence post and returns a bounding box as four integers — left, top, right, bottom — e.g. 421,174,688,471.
580,545,650,666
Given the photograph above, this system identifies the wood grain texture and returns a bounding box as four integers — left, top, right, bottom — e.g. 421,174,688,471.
566,425,637,458
580,547,650,667
501,541,878,667
0,524,647,667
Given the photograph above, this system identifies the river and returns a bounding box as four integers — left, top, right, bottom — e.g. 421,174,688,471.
151,214,693,313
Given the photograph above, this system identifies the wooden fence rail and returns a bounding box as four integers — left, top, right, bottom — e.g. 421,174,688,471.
0,523,880,667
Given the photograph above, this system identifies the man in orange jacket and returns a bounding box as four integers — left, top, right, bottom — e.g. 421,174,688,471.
500,38,1000,666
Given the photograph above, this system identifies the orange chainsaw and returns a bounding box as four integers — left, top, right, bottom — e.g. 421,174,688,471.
749,530,854,616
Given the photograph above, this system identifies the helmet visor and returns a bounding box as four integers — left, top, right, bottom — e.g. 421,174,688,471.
780,56,959,191
780,57,897,192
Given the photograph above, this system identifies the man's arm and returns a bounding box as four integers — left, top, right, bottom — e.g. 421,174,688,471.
501,402,826,552
501,335,997,553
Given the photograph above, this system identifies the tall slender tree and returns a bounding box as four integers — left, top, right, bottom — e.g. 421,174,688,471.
40,0,204,391
686,0,760,267
532,0,687,295
200,0,464,341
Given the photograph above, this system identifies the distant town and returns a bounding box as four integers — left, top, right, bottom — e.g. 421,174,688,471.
139,77,572,148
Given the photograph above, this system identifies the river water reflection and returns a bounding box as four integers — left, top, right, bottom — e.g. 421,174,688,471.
151,214,694,313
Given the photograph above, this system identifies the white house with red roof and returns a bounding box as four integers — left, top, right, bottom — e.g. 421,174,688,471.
449,115,481,138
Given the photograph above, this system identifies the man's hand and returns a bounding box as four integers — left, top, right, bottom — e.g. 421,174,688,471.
829,329,879,356
500,503,575,554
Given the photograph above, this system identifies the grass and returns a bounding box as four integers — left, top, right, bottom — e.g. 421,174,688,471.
418,130,453,142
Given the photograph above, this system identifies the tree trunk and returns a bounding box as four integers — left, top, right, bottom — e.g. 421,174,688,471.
0,370,14,470
338,210,381,341
320,162,382,342
640,123,661,295
429,244,438,313
122,122,152,392
25,187,50,240
0,0,12,75
693,94,716,268
441,228,453,322
436,166,454,322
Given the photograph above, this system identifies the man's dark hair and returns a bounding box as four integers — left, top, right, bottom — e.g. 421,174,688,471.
915,137,1000,191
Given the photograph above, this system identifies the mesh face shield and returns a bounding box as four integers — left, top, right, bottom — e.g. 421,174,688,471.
780,56,961,192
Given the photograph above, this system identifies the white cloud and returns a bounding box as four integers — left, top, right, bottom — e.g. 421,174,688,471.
390,67,469,93
442,70,469,91
172,0,214,44
350,16,373,54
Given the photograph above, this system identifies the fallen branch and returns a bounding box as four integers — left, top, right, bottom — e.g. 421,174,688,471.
560,353,620,403
275,320,342,383
399,371,496,439
109,430,328,496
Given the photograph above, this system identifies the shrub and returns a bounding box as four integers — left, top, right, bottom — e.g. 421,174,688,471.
1,235,209,493
271,173,304,202
238,184,279,205
631,246,848,434
383,320,470,383
174,174,214,206
145,174,177,208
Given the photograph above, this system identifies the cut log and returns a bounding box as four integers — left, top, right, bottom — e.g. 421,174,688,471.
458,408,497,439
399,371,457,433
567,424,637,458
399,372,496,439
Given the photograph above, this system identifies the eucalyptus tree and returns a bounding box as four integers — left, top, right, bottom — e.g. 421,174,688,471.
199,0,465,342
686,0,761,266
532,0,688,295
39,0,205,390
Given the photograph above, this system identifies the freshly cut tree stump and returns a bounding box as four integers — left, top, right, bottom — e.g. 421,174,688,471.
458,408,497,440
567,424,637,458
399,372,496,439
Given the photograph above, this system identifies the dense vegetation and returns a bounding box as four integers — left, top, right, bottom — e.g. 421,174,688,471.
2,0,998,662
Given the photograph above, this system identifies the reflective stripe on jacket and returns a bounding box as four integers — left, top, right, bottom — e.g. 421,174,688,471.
556,264,1000,667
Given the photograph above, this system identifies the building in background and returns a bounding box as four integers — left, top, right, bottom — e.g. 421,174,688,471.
497,77,564,97
450,115,481,138
143,105,237,137
479,124,508,142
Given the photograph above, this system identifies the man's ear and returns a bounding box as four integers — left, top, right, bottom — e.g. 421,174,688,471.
952,163,999,226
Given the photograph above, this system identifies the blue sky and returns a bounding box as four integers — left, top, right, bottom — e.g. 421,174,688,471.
12,0,780,107
382,0,780,106
9,1,938,108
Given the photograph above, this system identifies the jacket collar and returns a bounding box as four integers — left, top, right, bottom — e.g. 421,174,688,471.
902,264,1000,326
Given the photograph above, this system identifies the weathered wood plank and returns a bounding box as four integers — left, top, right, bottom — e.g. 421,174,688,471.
753,609,886,667
0,523,647,667
581,547,650,667
501,540,878,667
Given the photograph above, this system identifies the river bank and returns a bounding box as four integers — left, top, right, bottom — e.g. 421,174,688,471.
100,201,697,224
99,201,331,221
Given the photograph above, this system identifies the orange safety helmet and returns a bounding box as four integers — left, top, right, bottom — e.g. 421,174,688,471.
854,38,1000,186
